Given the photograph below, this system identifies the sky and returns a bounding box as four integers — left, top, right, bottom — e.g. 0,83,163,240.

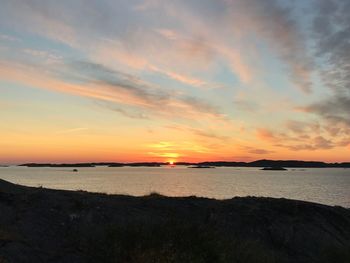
0,0,349,164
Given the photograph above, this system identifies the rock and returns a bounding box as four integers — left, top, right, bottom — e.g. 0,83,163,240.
0,179,349,263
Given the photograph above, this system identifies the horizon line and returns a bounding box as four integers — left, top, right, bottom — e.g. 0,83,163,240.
3,158,350,166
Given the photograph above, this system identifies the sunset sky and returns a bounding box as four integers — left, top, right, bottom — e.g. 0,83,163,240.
1,0,349,164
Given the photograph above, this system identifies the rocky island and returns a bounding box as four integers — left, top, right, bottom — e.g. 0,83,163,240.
261,167,288,171
0,179,349,263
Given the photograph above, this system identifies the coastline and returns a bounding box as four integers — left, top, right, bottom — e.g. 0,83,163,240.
1,179,350,263
15,159,350,168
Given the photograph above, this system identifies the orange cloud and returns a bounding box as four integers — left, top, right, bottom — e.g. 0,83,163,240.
0,61,223,121
150,65,206,87
148,152,180,158
256,128,278,141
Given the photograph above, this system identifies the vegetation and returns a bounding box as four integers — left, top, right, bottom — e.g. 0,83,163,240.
0,179,350,263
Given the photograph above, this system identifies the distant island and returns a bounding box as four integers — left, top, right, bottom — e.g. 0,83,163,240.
261,167,288,171
18,159,350,168
188,165,215,169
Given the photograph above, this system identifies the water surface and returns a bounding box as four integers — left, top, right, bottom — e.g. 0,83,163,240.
0,166,349,207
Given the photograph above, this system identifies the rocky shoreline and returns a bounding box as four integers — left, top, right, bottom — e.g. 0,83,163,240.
0,179,349,263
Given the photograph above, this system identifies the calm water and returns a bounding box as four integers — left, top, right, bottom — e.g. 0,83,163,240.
0,166,349,207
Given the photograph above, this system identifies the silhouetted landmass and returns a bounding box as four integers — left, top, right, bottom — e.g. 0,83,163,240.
126,162,163,167
188,165,215,169
108,163,125,167
19,162,166,168
109,162,166,167
261,167,288,171
197,161,248,167
248,160,328,168
0,179,349,263
198,159,350,168
173,162,194,166
19,163,95,168
18,159,350,168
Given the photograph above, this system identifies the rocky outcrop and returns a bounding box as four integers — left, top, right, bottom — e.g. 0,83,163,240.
0,179,349,263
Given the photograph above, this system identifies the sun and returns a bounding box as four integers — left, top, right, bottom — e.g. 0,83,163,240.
169,160,175,165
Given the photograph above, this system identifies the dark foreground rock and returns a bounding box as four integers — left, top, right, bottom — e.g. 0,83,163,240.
0,179,349,263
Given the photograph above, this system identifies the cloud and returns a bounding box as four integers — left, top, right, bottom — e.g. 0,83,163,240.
148,152,180,158
149,65,206,88
223,0,313,92
147,140,212,156
303,96,350,127
95,101,150,120
285,120,309,134
0,34,20,42
303,0,350,129
148,141,175,149
243,0,350,153
0,0,77,46
55,127,88,135
244,147,274,155
256,128,279,142
257,121,349,151
65,61,169,108
125,0,312,87
233,99,260,112
190,129,229,141
1,0,350,159
0,60,223,122
284,136,335,151
0,0,313,90
22,48,63,64
165,125,229,141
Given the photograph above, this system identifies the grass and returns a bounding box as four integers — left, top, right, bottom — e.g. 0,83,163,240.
0,228,20,243
73,220,281,263
66,219,350,263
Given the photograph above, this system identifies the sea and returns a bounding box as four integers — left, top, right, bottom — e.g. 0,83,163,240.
0,166,349,207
